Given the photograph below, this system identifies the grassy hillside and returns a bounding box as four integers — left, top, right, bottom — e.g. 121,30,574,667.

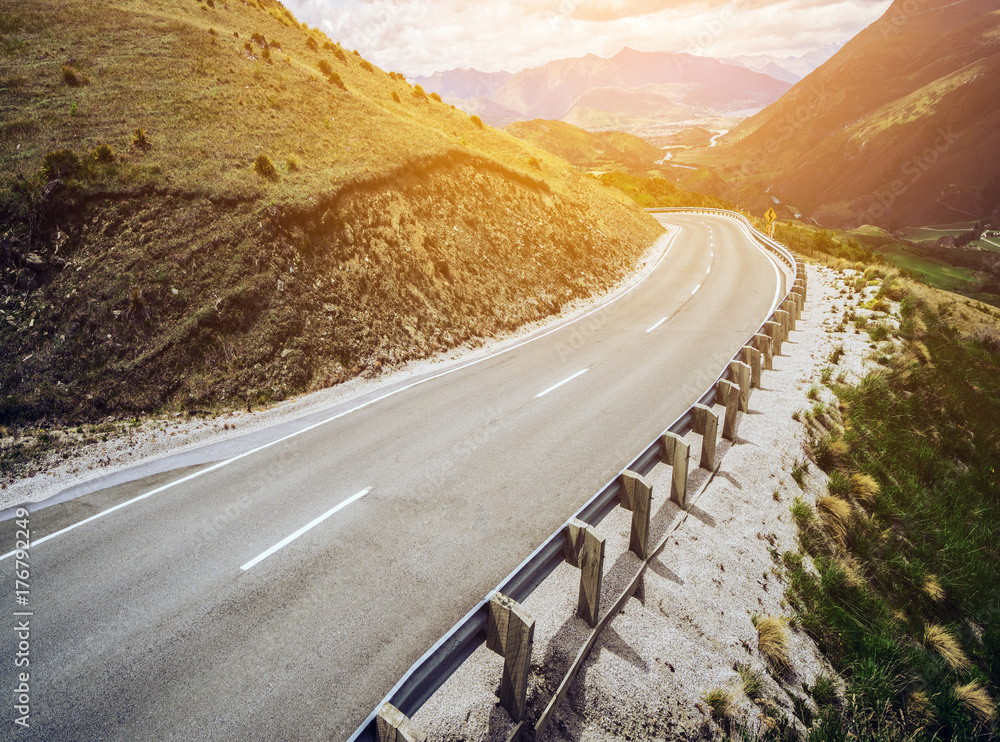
771,221,1000,307
716,0,1000,228
505,119,664,173
0,0,662,426
773,255,1000,741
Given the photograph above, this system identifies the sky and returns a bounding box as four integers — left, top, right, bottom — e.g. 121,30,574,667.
280,0,894,77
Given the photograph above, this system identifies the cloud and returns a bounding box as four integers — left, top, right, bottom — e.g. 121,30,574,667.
280,0,893,77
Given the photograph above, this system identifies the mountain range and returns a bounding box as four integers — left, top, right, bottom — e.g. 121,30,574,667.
415,48,792,129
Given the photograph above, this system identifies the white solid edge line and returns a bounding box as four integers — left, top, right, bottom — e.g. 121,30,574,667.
240,487,371,571
1,229,683,561
646,317,668,334
535,369,589,399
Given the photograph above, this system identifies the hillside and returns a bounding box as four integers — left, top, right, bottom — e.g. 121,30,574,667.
504,119,664,172
718,0,1000,228
0,0,663,426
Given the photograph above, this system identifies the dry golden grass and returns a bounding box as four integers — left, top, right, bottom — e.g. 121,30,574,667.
756,617,790,671
955,680,996,724
817,495,853,545
851,473,880,505
923,623,971,671
922,574,945,602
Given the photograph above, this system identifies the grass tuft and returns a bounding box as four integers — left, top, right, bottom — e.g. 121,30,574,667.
817,495,852,545
737,663,764,701
850,473,879,505
470,114,484,128
704,687,733,722
923,624,970,671
131,127,152,150
756,616,790,671
955,680,996,724
61,63,89,86
253,153,277,180
922,574,944,602
93,142,115,163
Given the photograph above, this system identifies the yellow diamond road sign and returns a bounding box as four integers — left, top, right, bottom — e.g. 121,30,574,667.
765,207,777,224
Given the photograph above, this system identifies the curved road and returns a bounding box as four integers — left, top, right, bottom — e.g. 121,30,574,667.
1,213,786,740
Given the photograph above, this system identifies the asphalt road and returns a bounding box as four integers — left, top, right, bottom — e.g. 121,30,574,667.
1,213,786,740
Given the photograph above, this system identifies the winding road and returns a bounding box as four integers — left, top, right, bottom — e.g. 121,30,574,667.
2,212,787,740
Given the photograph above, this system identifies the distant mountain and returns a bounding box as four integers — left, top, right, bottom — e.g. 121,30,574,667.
413,49,791,130
721,0,1000,227
412,68,512,100
491,48,791,124
731,44,844,84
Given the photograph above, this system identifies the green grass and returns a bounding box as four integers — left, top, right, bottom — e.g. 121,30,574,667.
875,245,981,293
782,286,1000,741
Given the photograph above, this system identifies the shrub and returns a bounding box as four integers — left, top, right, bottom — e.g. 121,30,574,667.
93,143,115,163
318,58,332,75
61,63,89,86
131,127,152,150
470,114,484,128
332,45,347,63
412,83,426,99
253,153,277,180
306,36,317,51
261,47,271,62
250,31,267,47
391,91,400,103
755,616,790,671
327,71,346,90
360,59,373,72
41,149,79,180
429,91,441,102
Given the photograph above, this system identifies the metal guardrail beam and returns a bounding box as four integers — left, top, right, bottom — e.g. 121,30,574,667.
348,209,797,742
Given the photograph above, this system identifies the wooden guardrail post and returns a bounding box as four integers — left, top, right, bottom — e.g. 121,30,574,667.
660,432,690,509
753,332,773,371
692,403,718,470
718,379,740,441
487,593,535,723
619,471,652,559
783,299,796,331
742,346,762,389
564,519,605,628
775,309,790,344
377,703,428,742
729,360,751,412
765,321,782,356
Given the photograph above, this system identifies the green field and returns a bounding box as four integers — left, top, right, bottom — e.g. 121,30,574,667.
876,244,981,292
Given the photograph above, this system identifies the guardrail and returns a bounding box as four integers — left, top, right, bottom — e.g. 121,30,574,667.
349,209,802,742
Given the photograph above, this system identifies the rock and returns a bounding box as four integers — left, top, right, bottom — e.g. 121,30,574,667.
53,229,70,254
40,179,65,202
24,253,48,272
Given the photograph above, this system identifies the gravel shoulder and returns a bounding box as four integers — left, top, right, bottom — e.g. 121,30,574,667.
411,263,888,741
